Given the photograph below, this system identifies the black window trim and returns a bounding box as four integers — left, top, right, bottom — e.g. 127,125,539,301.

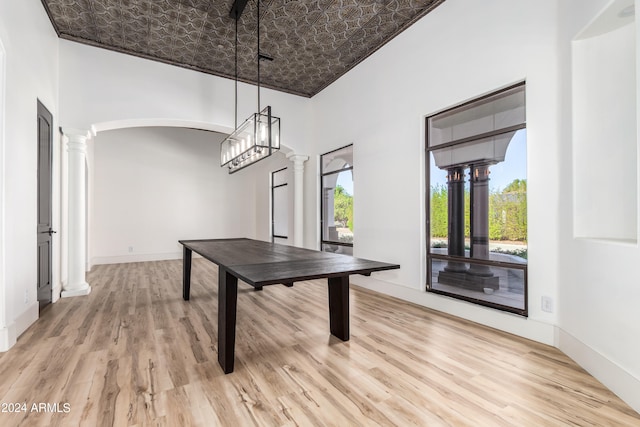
425,81,528,317
271,167,288,242
320,144,354,249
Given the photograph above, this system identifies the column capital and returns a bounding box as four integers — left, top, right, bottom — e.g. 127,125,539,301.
286,153,309,165
470,163,491,183
60,127,92,141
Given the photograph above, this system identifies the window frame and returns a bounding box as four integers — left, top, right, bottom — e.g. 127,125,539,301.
320,144,354,251
271,167,288,242
425,82,528,316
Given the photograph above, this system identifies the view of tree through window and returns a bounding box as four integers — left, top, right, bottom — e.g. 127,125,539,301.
430,133,528,257
321,145,353,255
426,83,528,315
333,184,354,234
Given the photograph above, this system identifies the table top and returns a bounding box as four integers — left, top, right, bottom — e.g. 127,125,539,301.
179,238,400,287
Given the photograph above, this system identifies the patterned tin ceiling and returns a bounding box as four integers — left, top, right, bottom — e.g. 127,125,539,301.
40,0,445,97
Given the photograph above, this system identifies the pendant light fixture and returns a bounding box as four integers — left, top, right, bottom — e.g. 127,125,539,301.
220,0,280,174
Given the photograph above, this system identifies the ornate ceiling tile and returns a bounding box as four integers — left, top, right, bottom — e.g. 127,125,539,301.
40,0,446,97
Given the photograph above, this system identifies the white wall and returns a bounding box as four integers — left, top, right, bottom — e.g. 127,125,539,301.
0,23,6,350
0,0,60,350
573,17,636,242
557,0,640,412
248,151,293,244
91,126,255,264
58,40,312,154
2,0,637,414
90,126,294,264
58,35,313,289
308,0,559,343
303,0,640,412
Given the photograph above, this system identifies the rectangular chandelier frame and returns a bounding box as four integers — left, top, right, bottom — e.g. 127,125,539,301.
220,106,280,174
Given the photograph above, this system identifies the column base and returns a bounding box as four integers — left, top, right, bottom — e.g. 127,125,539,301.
61,284,92,298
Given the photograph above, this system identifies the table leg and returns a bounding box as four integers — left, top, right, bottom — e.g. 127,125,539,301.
182,246,192,301
328,275,349,341
218,267,238,374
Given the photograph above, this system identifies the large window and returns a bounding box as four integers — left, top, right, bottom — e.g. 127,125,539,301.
426,83,528,315
321,145,353,255
271,168,288,243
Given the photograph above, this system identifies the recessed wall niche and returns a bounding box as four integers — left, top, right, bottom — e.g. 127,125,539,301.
572,0,638,243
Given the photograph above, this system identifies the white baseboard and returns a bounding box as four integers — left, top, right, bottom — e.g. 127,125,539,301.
0,322,16,352
15,302,39,338
91,251,185,265
52,282,62,303
61,285,91,298
1,302,39,352
557,328,640,414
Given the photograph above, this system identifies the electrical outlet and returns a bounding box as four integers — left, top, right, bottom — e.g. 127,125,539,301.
128,246,134,253
541,296,554,313
24,289,29,304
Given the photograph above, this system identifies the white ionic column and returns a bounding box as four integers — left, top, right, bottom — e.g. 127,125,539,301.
61,129,91,298
286,153,309,248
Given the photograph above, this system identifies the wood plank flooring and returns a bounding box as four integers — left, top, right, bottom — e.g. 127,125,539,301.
0,259,638,426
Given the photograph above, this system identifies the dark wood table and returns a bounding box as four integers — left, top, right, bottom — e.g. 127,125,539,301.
179,238,400,374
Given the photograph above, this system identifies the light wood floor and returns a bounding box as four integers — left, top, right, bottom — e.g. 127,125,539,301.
1,259,639,426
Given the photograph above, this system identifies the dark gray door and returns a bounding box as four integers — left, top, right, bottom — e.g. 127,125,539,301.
37,100,54,309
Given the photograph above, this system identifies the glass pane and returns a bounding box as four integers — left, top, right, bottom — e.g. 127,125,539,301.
429,130,527,264
272,168,287,186
429,160,469,256
429,257,526,313
486,130,527,256
322,244,353,256
273,185,288,237
322,145,353,173
322,169,353,245
428,84,525,147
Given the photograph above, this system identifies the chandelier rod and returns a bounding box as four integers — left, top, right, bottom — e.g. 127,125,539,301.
257,0,261,114
234,16,238,129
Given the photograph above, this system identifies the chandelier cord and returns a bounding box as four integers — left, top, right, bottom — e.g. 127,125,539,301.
234,16,238,129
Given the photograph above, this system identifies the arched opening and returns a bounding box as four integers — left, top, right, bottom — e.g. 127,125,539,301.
62,118,297,276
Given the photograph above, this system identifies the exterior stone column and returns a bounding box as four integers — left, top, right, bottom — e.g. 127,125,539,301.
446,166,466,266
286,153,309,248
467,163,498,289
437,166,467,287
61,129,91,298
